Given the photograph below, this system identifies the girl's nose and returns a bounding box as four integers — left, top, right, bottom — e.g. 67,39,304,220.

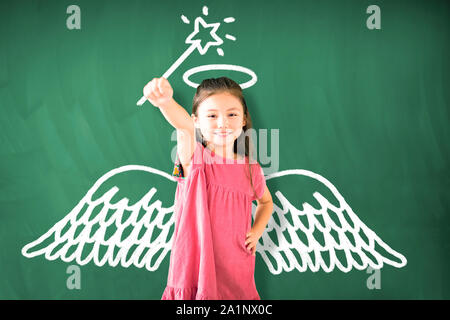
217,116,228,128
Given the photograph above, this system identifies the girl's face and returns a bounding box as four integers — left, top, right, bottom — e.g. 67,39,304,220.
193,92,246,149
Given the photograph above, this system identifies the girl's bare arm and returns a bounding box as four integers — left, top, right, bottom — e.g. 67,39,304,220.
143,77,195,169
143,77,194,132
158,98,194,132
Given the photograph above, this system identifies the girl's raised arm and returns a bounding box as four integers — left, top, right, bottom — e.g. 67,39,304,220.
143,77,194,132
143,77,196,172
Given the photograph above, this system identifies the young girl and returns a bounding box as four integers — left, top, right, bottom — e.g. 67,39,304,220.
143,76,273,300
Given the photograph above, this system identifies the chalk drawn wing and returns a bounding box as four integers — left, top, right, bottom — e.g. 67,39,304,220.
22,165,407,275
21,165,176,271
255,169,408,274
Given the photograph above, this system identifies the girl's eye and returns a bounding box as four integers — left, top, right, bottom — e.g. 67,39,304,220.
207,114,237,118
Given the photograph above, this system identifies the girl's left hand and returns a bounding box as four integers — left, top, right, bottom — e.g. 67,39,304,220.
245,228,263,256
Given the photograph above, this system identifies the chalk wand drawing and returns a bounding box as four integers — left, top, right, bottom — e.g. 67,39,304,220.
21,166,407,273
136,5,257,106
21,6,407,274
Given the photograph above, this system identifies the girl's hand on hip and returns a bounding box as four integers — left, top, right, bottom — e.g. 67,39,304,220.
245,228,263,256
143,77,173,108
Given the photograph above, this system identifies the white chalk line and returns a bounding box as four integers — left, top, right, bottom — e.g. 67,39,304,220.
21,166,407,274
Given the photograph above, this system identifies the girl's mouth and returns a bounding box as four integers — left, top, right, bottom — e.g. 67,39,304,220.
214,131,233,137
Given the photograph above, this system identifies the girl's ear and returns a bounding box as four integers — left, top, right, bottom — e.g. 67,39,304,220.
192,114,199,128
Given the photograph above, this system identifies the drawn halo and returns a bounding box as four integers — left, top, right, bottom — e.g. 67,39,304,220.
183,64,257,89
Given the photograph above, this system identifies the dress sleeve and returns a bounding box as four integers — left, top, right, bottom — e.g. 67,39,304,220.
251,163,267,201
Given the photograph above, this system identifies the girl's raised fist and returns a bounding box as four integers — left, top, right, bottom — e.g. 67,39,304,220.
143,77,173,108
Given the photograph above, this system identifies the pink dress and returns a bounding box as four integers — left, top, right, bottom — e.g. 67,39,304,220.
161,141,267,300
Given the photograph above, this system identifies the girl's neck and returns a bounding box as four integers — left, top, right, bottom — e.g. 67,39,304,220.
206,142,238,160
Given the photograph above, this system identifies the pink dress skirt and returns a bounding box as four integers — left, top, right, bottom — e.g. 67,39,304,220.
161,141,267,300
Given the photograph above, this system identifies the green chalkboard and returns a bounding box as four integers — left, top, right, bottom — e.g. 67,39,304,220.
1,0,449,299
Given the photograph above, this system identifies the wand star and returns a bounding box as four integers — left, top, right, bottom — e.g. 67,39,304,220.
185,16,223,55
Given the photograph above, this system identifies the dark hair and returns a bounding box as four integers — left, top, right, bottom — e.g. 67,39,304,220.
192,77,259,200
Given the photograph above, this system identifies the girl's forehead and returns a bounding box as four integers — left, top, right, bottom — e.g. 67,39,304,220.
198,92,243,113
